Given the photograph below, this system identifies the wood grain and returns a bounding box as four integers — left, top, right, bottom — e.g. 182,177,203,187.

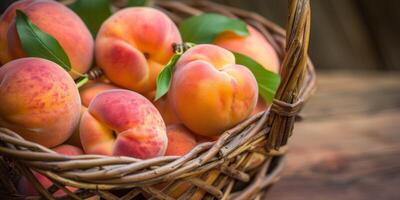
265,72,400,200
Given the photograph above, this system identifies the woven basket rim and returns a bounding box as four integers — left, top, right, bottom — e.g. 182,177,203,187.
0,0,314,199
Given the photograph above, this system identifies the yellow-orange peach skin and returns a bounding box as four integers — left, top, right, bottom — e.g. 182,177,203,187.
215,25,281,113
148,124,196,199
65,106,87,148
18,144,82,196
252,96,268,115
0,57,81,147
165,124,197,156
154,97,181,125
79,81,120,107
95,7,182,94
145,91,180,125
0,0,94,79
79,89,167,159
214,25,280,74
169,44,258,137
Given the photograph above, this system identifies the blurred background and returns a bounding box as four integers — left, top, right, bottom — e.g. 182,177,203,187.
210,1,400,200
1,0,399,200
215,0,400,71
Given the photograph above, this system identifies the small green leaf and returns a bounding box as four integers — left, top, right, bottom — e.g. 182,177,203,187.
68,0,112,37
127,0,148,7
16,10,71,71
155,54,181,101
234,53,281,103
179,13,249,44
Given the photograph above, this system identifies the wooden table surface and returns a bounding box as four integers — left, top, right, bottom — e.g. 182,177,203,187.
265,71,400,200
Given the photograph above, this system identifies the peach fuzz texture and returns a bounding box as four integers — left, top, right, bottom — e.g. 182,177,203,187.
215,25,282,113
65,105,87,148
0,57,81,147
17,144,82,196
95,7,182,94
214,25,280,74
252,96,268,115
169,44,258,137
79,89,167,159
165,124,197,156
146,124,196,198
79,81,120,107
145,91,180,126
0,0,94,79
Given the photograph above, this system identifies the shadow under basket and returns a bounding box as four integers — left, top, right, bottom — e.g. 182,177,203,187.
0,0,315,199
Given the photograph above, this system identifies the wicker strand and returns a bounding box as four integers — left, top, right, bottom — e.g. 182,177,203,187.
0,0,315,199
267,0,311,150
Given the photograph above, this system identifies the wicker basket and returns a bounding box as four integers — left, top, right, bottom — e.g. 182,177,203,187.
0,0,315,199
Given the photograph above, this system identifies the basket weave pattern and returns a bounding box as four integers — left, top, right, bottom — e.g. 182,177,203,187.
0,0,314,199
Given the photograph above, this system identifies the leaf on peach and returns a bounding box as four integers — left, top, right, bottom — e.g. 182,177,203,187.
234,52,281,103
15,10,71,71
179,13,249,44
155,54,181,101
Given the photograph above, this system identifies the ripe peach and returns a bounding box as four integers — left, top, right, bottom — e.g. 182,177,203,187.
65,106,87,148
79,81,120,107
79,89,167,159
216,26,279,113
52,144,83,156
214,25,280,74
154,97,181,125
0,0,94,79
145,124,196,198
17,145,82,196
145,91,180,125
252,96,268,115
165,124,197,156
169,44,258,137
0,58,81,147
95,7,182,94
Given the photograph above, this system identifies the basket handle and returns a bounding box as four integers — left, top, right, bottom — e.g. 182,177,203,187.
267,0,311,150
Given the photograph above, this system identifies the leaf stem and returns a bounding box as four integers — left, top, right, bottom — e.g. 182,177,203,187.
75,75,89,88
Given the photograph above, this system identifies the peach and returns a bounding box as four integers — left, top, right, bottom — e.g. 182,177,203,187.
215,26,279,113
214,25,280,74
65,106,87,148
79,81,120,107
79,89,167,159
146,91,180,125
0,0,94,79
52,144,83,156
0,58,81,147
169,44,258,137
154,97,181,125
252,96,268,115
18,145,82,196
165,124,197,156
145,124,196,198
95,7,182,94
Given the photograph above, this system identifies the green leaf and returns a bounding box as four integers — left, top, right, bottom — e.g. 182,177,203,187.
155,54,181,101
16,10,71,71
234,52,281,103
179,13,249,44
68,0,112,37
127,0,148,7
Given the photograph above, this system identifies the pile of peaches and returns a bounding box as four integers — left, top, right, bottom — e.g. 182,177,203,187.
0,0,280,196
